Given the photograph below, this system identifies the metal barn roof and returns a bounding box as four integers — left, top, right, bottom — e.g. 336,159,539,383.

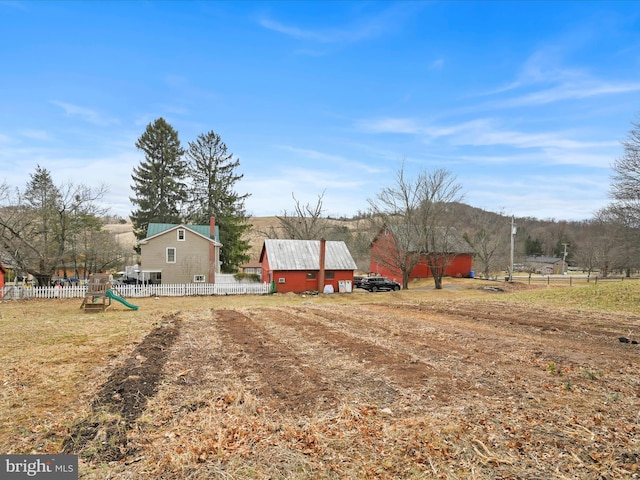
263,239,357,271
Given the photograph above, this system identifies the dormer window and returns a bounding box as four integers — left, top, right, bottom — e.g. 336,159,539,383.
177,229,186,241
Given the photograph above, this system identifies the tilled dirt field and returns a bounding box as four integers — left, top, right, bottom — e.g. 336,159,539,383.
60,298,640,479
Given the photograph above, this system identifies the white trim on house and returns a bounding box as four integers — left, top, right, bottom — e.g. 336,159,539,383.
139,224,222,247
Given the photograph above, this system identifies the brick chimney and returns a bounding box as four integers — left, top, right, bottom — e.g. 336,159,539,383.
209,217,216,283
318,238,326,292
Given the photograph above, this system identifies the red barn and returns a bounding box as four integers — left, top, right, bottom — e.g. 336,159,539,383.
0,263,6,298
370,226,473,280
260,239,357,293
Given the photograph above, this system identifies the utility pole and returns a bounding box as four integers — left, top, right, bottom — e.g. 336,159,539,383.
509,216,516,281
561,243,569,275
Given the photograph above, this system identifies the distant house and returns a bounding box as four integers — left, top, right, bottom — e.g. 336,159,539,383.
370,225,473,280
137,217,222,284
525,256,564,274
260,239,358,293
240,259,262,277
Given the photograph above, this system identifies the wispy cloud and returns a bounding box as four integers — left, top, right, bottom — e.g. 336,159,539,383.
20,130,52,141
50,101,117,126
464,171,607,220
477,46,640,107
454,124,616,150
429,58,444,71
280,145,384,174
0,1,28,11
359,118,617,149
258,3,416,44
497,81,640,108
357,117,423,135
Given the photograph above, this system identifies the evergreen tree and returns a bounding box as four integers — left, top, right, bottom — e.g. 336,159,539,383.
24,166,62,283
525,235,543,256
185,130,251,273
130,118,187,240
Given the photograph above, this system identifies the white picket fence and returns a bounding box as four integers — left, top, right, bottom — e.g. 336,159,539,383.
1,281,270,300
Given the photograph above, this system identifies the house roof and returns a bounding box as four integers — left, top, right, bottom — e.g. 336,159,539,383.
261,239,358,271
240,259,262,269
142,223,221,245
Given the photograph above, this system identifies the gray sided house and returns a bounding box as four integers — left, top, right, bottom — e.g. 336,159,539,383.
138,218,222,284
525,256,564,275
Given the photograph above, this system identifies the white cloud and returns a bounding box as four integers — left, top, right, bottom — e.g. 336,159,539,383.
429,58,444,70
20,130,52,141
50,101,118,126
257,3,416,44
476,46,640,107
279,145,384,174
497,81,640,108
359,116,616,154
464,172,607,221
357,117,422,134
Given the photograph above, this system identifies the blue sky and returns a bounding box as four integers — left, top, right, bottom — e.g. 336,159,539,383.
2,1,640,221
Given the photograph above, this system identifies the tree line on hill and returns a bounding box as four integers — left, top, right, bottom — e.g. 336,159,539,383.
1,115,639,286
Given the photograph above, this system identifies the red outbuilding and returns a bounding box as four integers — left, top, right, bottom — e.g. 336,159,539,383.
260,238,357,293
0,263,6,298
369,225,474,280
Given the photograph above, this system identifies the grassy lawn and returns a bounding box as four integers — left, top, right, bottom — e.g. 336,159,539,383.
1,278,639,478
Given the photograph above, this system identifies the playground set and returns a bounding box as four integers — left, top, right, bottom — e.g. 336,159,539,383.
80,274,139,312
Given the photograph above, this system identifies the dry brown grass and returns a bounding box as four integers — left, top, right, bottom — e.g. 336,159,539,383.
1,280,639,479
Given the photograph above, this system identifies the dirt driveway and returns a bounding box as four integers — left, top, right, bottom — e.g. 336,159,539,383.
62,296,640,479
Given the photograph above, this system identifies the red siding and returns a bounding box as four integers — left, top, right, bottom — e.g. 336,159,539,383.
263,269,354,293
370,232,473,279
0,264,5,298
259,243,355,293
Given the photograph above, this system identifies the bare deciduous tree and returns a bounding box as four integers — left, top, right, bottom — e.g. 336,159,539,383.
276,191,331,240
0,167,108,285
368,163,465,289
463,209,510,279
611,117,640,226
417,169,465,289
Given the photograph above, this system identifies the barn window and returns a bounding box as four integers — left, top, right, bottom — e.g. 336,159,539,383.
166,247,176,263
193,275,205,283
325,271,335,279
278,277,286,283
177,229,186,241
306,272,316,280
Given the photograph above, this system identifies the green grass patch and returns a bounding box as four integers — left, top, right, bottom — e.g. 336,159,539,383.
501,281,640,314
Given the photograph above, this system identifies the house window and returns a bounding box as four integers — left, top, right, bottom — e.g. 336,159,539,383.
306,272,316,280
166,247,176,263
193,275,205,283
177,229,186,241
325,271,335,279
